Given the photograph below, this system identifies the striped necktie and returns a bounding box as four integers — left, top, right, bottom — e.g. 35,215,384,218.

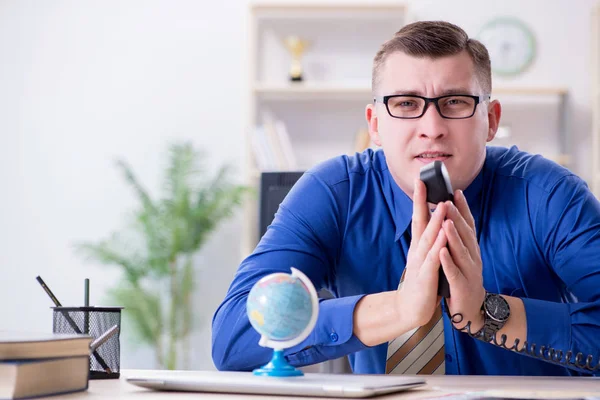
385,269,446,375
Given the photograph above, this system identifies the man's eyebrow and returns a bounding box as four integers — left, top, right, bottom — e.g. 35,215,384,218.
389,89,422,96
388,88,473,96
438,88,472,96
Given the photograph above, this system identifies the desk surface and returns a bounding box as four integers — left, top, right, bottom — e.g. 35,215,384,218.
54,369,600,399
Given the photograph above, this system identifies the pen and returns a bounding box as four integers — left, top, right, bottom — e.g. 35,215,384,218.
84,279,90,308
84,278,90,335
36,275,113,374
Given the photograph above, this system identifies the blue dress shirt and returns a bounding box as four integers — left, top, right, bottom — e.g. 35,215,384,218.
212,146,600,376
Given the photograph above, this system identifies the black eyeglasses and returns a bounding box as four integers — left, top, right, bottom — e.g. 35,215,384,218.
373,94,491,119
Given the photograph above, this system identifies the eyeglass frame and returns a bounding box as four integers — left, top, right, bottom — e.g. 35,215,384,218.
373,93,491,120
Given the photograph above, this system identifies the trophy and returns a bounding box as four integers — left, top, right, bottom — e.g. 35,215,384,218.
283,36,309,82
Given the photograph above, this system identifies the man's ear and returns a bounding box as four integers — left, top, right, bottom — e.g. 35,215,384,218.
486,100,502,142
366,104,382,146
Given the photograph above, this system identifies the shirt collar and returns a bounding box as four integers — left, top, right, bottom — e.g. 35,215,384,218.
378,151,413,242
463,161,484,208
390,178,413,241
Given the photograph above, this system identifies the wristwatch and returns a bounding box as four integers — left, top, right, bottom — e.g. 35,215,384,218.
478,292,511,341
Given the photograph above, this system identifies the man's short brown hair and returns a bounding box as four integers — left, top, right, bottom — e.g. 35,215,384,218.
372,21,491,94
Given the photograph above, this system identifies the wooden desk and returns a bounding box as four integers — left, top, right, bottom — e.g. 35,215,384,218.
53,369,600,399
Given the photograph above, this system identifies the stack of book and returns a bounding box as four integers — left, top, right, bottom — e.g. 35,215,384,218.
0,331,91,399
251,110,298,172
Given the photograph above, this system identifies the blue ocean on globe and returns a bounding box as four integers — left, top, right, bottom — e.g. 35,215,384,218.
247,274,313,341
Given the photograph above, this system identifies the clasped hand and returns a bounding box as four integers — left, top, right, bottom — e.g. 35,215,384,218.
396,179,486,332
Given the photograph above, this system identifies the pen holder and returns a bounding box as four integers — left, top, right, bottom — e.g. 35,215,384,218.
52,306,123,380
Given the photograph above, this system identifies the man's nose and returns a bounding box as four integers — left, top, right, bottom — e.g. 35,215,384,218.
418,102,447,140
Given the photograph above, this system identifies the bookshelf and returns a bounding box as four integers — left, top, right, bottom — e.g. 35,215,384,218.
489,87,569,166
243,3,408,256
244,3,573,255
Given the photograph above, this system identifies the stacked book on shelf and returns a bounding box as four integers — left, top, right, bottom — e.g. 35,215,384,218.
250,111,374,172
0,331,91,400
250,110,298,172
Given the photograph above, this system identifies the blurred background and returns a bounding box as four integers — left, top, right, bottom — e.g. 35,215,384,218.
1,0,599,372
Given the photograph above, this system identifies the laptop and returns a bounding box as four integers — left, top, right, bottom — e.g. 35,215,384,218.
126,370,426,398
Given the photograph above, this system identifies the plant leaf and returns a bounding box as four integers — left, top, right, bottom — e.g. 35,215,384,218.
75,140,250,369
108,283,163,348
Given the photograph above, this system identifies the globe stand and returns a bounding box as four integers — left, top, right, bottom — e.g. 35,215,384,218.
247,268,319,379
253,349,303,377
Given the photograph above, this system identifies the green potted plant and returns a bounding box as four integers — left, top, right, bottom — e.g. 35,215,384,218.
75,142,249,370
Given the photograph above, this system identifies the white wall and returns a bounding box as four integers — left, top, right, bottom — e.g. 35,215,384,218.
0,0,249,370
0,0,597,371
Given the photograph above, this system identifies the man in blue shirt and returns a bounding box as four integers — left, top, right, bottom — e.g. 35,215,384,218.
212,21,600,375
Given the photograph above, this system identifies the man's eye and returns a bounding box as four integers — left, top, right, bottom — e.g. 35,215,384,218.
445,98,467,106
396,101,417,107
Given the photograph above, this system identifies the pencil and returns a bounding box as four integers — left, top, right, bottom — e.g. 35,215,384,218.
90,325,119,352
36,276,62,306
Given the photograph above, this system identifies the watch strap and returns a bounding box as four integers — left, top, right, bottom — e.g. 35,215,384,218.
482,318,504,342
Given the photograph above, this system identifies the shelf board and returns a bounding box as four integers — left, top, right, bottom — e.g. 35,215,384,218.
492,87,568,96
254,82,373,100
254,83,568,100
252,3,406,11
252,3,406,19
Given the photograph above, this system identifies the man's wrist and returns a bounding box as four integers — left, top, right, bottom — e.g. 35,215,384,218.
451,308,484,333
448,292,486,334
468,311,485,335
353,291,413,347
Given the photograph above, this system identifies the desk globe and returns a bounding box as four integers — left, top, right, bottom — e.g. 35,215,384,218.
246,267,319,377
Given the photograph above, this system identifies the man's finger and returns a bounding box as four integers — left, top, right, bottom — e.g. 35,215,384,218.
411,179,430,243
454,190,476,233
420,221,448,280
446,202,479,259
440,246,462,284
443,219,472,268
416,202,447,260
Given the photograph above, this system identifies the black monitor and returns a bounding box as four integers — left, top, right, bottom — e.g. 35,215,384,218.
259,171,304,238
257,171,348,371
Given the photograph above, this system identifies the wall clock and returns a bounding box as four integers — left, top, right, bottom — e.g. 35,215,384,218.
477,17,536,76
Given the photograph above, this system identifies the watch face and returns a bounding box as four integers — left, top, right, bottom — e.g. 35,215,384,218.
484,294,511,322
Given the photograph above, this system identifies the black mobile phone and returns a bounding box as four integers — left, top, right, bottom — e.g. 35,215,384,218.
419,161,453,298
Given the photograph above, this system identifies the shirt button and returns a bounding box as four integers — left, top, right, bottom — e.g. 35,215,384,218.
445,354,453,362
329,332,339,342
